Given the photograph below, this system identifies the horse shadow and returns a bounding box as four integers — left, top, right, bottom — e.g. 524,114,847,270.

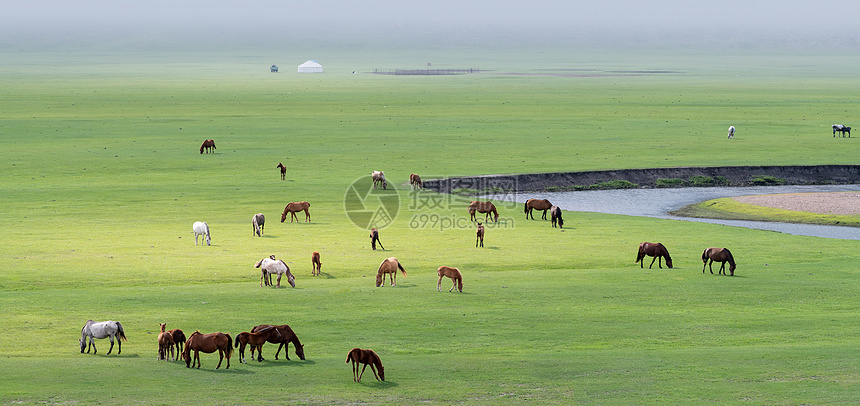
244,359,316,368
313,272,336,279
360,380,398,389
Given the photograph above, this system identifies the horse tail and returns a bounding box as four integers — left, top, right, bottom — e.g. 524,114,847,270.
397,260,407,277
524,201,529,214
225,334,234,358
635,245,645,264
346,348,355,363
116,322,128,342
701,249,709,263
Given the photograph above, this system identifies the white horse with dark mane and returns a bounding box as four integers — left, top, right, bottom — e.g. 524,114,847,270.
255,255,296,288
193,221,211,246
371,171,387,189
80,319,128,355
833,124,851,137
727,125,735,139
252,213,265,237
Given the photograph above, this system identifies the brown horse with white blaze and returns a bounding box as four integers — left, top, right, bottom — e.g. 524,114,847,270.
702,247,736,276
281,201,311,222
376,257,406,287
199,139,216,154
437,266,463,292
346,348,385,382
469,201,499,222
525,199,553,220
635,242,673,269
182,331,233,369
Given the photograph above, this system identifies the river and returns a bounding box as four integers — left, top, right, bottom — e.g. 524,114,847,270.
487,184,860,240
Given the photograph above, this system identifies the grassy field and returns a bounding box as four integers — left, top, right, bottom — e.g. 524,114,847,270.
672,197,860,227
1,49,859,405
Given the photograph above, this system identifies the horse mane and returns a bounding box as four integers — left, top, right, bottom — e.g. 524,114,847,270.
723,248,734,264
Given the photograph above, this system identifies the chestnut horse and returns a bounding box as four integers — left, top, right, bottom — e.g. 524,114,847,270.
376,257,406,287
281,201,311,223
168,328,186,359
550,205,564,228
251,324,306,360
525,198,553,220
311,251,322,276
346,348,385,382
158,323,175,361
199,139,216,154
702,247,736,276
476,222,484,248
369,228,384,250
252,213,265,237
372,171,387,189
277,162,286,180
255,256,296,288
409,173,422,189
182,331,233,369
635,242,673,269
437,266,463,292
235,326,280,363
469,201,499,222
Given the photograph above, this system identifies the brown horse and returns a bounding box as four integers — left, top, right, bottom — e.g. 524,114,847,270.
158,323,175,361
469,201,499,222
550,205,564,228
251,324,306,361
437,266,463,292
409,173,423,189
199,139,216,154
525,199,553,220
311,251,322,276
376,257,406,287
235,326,280,363
371,171,387,189
277,162,286,180
182,331,234,369
369,228,384,250
702,247,736,276
476,222,484,248
635,242,673,269
346,348,385,382
252,213,265,237
281,201,311,223
168,328,186,359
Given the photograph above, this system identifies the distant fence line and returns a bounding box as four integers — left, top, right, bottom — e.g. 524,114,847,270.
372,68,484,75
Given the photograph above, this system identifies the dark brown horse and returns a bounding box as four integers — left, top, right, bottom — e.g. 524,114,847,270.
702,247,736,276
311,251,322,276
369,228,384,250
525,199,553,220
277,162,286,180
199,139,216,154
281,201,311,223
346,348,385,382
182,331,233,369
158,323,174,361
235,326,280,363
469,201,499,222
437,266,463,292
550,205,564,228
168,328,186,359
476,222,484,248
376,257,406,287
250,324,306,361
409,173,423,189
635,242,673,269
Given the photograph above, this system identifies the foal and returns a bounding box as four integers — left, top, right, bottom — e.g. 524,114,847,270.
277,162,286,180
311,251,322,276
235,326,280,363
370,228,384,250
476,223,485,248
158,323,175,361
346,348,385,382
437,266,463,292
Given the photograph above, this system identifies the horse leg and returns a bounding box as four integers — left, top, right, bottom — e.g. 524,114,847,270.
305,209,310,222
352,360,359,382
274,342,284,360
88,337,96,354
106,336,115,355
194,351,201,369
276,273,282,288
370,363,380,381
358,363,369,382
708,259,714,274
542,210,548,220
438,275,443,291
649,256,657,269
216,349,224,369
450,279,457,292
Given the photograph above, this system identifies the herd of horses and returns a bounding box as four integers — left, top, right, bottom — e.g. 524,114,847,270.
635,241,737,276
832,124,852,137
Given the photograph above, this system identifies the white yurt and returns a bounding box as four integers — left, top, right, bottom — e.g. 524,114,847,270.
297,60,323,73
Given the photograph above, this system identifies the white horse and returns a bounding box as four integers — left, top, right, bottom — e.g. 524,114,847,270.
80,320,128,355
254,256,296,288
727,125,735,139
252,213,265,237
193,221,211,246
371,171,387,189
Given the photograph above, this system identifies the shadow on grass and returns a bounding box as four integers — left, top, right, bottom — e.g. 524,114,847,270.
357,380,398,389
239,359,317,368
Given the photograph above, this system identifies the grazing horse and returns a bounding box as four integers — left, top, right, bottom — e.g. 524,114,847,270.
702,247,736,276
525,199,553,220
255,256,296,288
158,323,175,361
251,324,306,361
277,162,286,180
192,221,211,246
80,320,128,355
252,213,265,237
476,222,484,248
369,227,384,250
437,266,463,292
727,125,735,139
550,205,564,228
371,171,387,189
635,242,673,269
833,124,851,137
409,173,423,189
469,201,499,222
376,257,406,287
235,326,280,363
182,331,233,369
199,139,216,154
281,201,311,223
168,328,186,359
311,251,322,276
346,348,385,382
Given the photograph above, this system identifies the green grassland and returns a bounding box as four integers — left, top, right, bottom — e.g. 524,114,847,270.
672,197,860,227
1,49,859,405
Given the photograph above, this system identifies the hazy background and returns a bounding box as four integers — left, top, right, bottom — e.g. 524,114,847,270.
3,0,859,52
